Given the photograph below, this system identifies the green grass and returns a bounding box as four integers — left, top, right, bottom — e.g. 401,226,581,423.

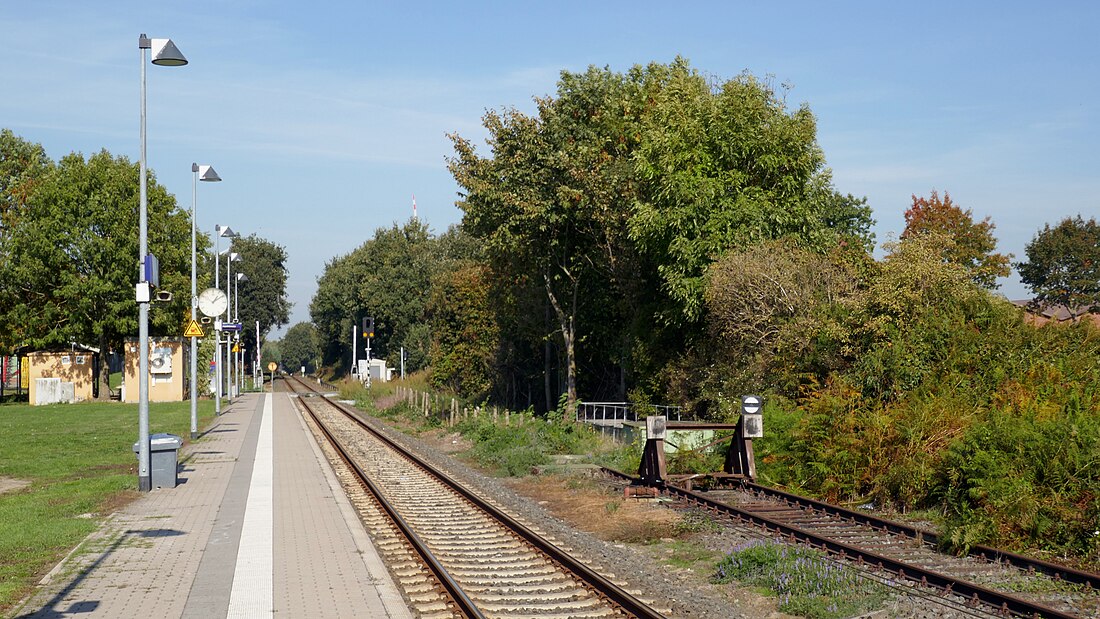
0,399,215,614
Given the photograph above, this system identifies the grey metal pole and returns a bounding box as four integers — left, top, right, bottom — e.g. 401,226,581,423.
190,165,198,439
226,252,233,399
137,35,151,492
214,229,221,416
233,276,239,396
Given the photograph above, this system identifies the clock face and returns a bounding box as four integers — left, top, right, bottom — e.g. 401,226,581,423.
198,287,228,317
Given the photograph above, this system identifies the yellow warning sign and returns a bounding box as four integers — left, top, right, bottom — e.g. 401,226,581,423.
232,343,240,353
184,320,205,338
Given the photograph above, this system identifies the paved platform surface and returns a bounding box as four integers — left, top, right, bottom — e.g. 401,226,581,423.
12,392,412,619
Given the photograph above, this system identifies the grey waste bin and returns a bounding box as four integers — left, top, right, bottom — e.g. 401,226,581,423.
133,433,182,488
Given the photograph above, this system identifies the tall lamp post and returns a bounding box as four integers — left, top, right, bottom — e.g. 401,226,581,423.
137,34,186,492
213,225,238,415
190,164,220,440
235,272,248,394
226,251,241,398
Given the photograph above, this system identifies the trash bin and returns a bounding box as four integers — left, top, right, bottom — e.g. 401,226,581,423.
132,433,182,488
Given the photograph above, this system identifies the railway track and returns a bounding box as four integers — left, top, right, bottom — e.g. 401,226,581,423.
602,468,1100,619
281,376,668,619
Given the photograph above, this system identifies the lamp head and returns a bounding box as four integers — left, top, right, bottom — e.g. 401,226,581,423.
229,252,241,263
217,225,238,238
150,38,187,66
236,273,249,282
193,163,221,182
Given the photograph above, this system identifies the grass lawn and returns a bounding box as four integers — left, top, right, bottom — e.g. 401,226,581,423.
0,399,214,614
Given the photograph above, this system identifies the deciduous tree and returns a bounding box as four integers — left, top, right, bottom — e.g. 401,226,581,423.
280,322,318,374
1017,215,1100,319
901,190,1010,289
0,149,190,393
230,234,291,364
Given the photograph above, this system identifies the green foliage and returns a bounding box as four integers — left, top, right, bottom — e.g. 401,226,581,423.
230,234,291,356
427,262,499,400
280,322,319,373
629,61,873,323
1017,215,1100,317
0,147,191,394
734,231,1100,562
0,128,51,231
310,219,441,373
714,539,889,619
703,239,862,401
902,190,1012,289
458,409,604,477
447,58,872,412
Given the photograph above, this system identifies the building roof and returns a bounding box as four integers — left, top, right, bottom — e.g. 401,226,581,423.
1011,300,1100,324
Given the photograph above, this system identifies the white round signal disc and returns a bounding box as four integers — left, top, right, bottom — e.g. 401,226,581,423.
198,287,228,317
741,395,763,415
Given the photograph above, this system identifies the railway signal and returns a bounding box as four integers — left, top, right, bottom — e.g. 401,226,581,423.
740,395,763,438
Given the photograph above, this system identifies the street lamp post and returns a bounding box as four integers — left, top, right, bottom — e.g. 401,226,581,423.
235,272,248,395
226,251,241,398
137,34,186,492
213,225,238,415
190,164,220,440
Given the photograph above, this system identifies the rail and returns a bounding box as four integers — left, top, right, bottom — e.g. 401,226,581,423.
604,466,1094,619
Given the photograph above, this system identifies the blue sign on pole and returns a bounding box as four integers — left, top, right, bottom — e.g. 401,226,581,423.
220,322,242,332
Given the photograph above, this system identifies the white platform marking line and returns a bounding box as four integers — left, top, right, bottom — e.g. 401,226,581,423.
227,394,274,617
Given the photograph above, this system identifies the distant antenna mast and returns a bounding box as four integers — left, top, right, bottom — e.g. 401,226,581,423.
412,194,418,220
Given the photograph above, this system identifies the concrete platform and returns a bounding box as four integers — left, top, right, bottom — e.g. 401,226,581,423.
12,392,412,619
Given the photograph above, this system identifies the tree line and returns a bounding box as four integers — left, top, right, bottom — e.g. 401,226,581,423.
301,58,1100,560
0,129,291,393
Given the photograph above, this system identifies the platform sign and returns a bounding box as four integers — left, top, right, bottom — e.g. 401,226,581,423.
184,320,205,338
220,322,242,332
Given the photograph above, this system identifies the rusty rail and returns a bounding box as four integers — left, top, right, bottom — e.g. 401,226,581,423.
606,466,1091,619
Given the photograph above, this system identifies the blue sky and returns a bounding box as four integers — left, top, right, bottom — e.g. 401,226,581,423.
3,2,1098,335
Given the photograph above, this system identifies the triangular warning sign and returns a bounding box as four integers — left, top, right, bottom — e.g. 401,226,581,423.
184,320,205,338
232,343,240,353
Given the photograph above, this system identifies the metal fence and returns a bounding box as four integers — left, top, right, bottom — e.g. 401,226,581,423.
577,401,684,424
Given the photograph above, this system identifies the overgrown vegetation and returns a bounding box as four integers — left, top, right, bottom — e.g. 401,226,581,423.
714,539,890,619
741,236,1100,565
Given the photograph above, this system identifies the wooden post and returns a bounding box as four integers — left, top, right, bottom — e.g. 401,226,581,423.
505,409,510,426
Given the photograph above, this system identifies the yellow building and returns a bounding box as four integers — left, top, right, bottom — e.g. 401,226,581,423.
123,337,187,403
26,346,98,405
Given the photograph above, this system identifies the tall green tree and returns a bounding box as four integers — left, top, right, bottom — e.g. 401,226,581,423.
0,129,51,232
449,58,873,414
1017,215,1100,319
630,61,872,323
427,262,499,399
280,322,318,374
310,219,439,373
229,234,291,367
450,65,647,417
310,251,360,372
0,149,190,392
901,190,1011,289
